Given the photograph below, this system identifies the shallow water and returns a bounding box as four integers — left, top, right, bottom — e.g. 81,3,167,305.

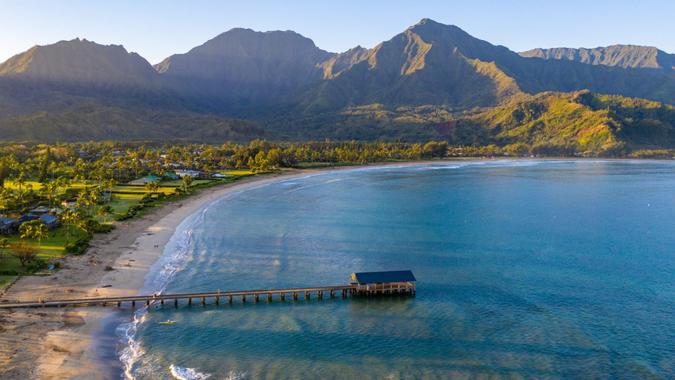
122,160,675,379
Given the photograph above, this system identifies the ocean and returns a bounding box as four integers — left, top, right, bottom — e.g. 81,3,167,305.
117,160,675,379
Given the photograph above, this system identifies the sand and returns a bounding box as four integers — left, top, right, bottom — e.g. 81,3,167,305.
0,170,313,380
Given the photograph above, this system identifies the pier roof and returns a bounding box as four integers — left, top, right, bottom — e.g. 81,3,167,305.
351,270,416,284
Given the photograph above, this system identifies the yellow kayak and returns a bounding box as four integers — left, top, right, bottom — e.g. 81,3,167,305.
158,320,177,325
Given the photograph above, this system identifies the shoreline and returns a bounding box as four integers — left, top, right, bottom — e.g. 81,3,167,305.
0,157,651,379
0,169,316,379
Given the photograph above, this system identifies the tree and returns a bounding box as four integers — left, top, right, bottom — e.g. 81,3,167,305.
19,220,49,245
60,209,80,244
0,237,8,262
10,241,38,268
180,176,193,193
97,205,113,223
43,180,60,209
0,157,10,189
145,181,160,194
38,147,52,182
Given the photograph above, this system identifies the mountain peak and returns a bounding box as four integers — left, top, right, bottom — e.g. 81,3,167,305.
0,38,157,85
154,28,334,100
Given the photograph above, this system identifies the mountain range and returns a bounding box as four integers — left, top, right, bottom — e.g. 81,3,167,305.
0,19,673,153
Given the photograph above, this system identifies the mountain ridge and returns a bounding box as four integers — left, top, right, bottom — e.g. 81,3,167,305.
520,45,675,70
0,19,673,151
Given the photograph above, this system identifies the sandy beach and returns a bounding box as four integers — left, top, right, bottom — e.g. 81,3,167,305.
0,170,313,380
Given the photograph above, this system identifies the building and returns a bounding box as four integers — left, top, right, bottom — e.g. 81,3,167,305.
61,199,78,209
175,169,203,178
350,270,416,296
29,206,51,215
129,175,162,186
163,172,180,181
16,214,39,225
39,214,60,230
0,217,15,235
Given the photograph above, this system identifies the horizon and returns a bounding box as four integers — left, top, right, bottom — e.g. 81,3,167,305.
1,0,674,64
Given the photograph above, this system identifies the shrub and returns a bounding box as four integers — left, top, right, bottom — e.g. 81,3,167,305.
25,259,47,273
10,241,39,268
65,235,92,255
114,204,145,221
85,219,114,233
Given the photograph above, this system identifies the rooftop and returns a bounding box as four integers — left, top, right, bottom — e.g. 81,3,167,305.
351,270,416,284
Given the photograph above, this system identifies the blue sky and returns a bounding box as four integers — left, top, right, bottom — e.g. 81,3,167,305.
1,0,673,64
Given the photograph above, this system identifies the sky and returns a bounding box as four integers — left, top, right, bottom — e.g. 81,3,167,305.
1,0,674,64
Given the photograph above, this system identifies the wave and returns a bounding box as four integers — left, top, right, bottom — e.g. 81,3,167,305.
169,364,212,380
117,206,209,379
169,364,246,380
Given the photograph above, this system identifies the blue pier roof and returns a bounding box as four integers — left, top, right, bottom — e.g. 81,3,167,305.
351,270,416,284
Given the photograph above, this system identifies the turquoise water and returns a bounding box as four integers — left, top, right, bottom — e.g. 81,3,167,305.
122,160,675,379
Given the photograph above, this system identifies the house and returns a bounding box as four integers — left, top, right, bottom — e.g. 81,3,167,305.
163,172,180,181
49,207,64,215
17,214,39,225
175,169,202,178
39,214,60,230
129,175,162,186
61,199,78,209
211,173,229,179
29,206,51,215
350,270,416,295
0,217,15,235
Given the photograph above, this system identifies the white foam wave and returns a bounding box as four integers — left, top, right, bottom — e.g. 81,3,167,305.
169,364,212,380
117,207,208,379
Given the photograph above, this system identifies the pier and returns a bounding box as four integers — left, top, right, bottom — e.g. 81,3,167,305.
0,270,416,309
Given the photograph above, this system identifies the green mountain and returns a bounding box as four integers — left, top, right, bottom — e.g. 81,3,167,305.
303,19,675,113
454,91,675,154
0,19,673,152
0,102,265,142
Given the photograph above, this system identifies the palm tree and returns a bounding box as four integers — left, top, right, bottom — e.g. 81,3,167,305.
43,180,60,209
145,181,160,194
19,220,49,246
180,176,193,193
60,209,79,244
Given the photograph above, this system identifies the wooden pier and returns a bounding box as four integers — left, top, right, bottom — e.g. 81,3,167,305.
0,270,416,309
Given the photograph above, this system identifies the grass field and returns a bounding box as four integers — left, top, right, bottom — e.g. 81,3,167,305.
0,227,89,274
220,169,255,176
4,180,90,191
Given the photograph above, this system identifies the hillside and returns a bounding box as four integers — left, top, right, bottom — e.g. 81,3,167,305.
457,91,675,154
521,45,675,70
0,103,266,142
0,19,673,150
155,28,333,108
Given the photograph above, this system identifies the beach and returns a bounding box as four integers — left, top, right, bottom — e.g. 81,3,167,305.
0,170,311,379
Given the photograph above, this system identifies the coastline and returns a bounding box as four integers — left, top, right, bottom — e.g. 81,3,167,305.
0,169,315,379
0,157,634,379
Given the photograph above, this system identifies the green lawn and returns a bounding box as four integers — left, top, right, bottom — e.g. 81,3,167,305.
220,169,255,176
0,274,16,290
0,227,89,275
113,185,177,194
